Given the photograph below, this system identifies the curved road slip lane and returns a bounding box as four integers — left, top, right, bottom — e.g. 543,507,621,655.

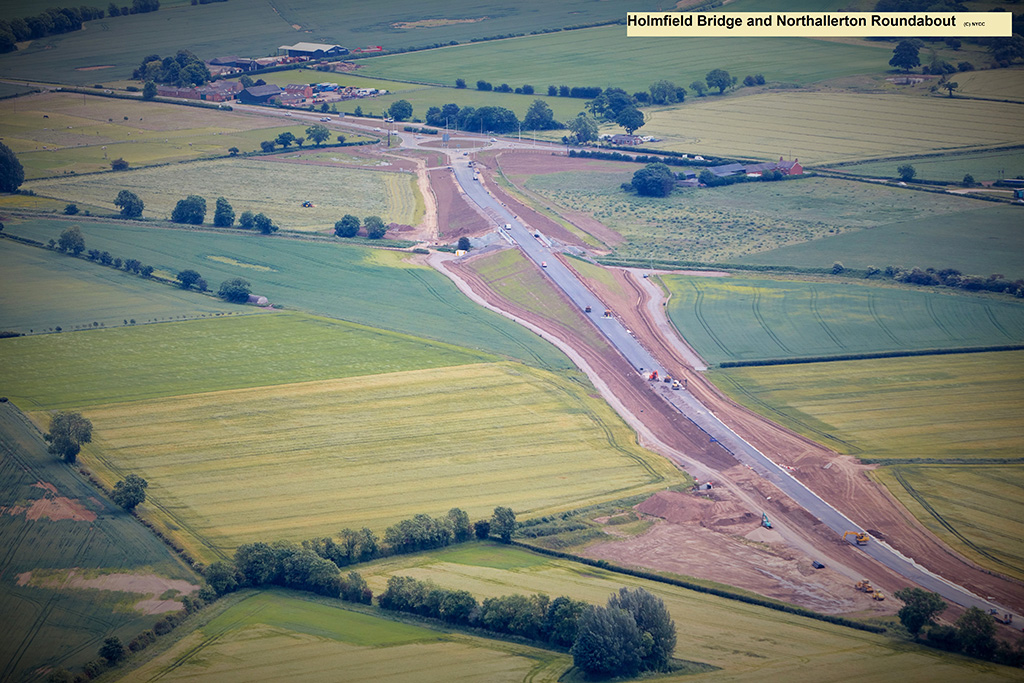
440,145,1020,623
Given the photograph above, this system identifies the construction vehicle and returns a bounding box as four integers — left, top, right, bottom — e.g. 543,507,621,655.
663,375,672,383
648,370,659,381
672,380,681,390
844,531,869,546
812,560,825,569
991,610,1014,625
872,591,885,601
301,201,313,208
761,513,772,529
603,309,612,318
855,579,873,593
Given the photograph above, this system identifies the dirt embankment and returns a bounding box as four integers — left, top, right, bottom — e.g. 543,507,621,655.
429,168,491,241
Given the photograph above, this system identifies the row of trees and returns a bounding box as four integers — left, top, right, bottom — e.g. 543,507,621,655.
131,49,209,87
379,578,677,677
862,264,1024,298
423,100,560,133
895,588,1024,666
0,5,106,53
334,214,387,239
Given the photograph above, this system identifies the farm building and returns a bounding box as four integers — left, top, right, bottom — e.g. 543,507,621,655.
284,84,313,98
278,42,349,59
706,158,803,178
237,84,283,104
206,56,257,74
247,294,270,306
609,134,643,146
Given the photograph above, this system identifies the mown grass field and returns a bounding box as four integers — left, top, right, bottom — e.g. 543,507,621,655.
2,217,572,369
524,171,1017,267
0,238,244,334
465,249,610,352
829,148,1024,183
78,362,681,561
0,311,492,410
663,275,1024,366
949,68,1024,103
734,204,1024,278
710,351,1024,460
1,92,372,179
0,1,653,84
642,92,1024,164
357,543,1022,682
356,26,891,90
24,157,419,230
118,590,570,683
876,464,1024,583
0,404,196,681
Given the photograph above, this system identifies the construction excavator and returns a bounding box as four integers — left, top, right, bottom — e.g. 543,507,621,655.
843,531,869,546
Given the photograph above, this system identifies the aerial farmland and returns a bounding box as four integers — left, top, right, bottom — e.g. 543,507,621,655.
2,1,1024,681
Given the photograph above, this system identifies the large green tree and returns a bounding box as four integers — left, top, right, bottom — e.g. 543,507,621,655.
567,114,598,144
893,588,946,637
631,163,675,197
57,226,85,255
114,189,143,218
170,195,206,225
111,474,148,511
218,277,251,303
176,268,203,290
305,123,330,146
363,215,386,239
253,213,277,234
0,141,25,192
490,506,516,543
956,606,997,658
334,214,360,237
649,79,683,105
387,99,413,121
608,587,676,671
213,197,234,227
890,40,921,72
522,99,559,130
705,68,733,94
45,411,93,463
572,605,644,677
615,106,645,135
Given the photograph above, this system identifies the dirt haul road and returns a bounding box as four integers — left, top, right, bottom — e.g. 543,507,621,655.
430,148,1024,620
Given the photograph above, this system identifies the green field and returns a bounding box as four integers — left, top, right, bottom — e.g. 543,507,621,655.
356,26,892,91
0,238,245,334
641,92,1024,164
356,544,1022,682
662,275,1024,366
0,311,493,410
0,1,657,85
118,590,570,683
523,171,1019,268
0,91,372,179
1,218,571,369
710,351,1024,460
735,204,1024,277
0,403,197,681
24,157,419,231
876,464,1024,582
828,148,1024,183
466,249,610,352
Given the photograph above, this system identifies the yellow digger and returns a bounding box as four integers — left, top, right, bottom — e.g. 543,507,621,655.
843,531,869,546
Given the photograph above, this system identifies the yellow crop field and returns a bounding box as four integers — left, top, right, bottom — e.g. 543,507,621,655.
643,92,1024,164
25,158,420,231
81,363,682,562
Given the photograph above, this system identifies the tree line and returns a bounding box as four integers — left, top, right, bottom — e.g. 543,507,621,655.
379,578,677,677
864,264,1024,298
0,5,107,53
